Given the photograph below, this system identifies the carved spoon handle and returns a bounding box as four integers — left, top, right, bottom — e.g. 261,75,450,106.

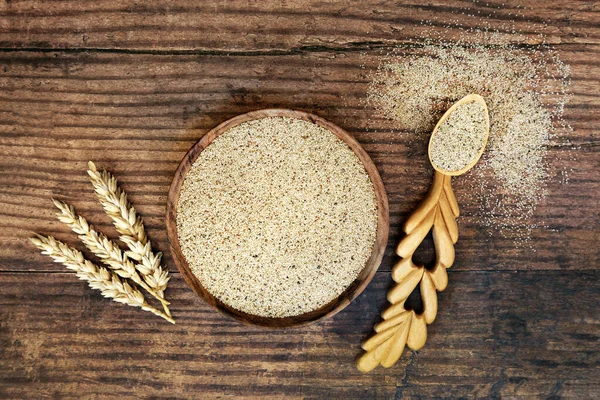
356,171,459,372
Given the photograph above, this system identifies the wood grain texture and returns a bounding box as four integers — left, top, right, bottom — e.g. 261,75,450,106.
1,0,600,50
0,0,599,398
166,109,389,327
1,270,598,399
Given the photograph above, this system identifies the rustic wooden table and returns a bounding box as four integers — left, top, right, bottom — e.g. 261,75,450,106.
1,1,599,399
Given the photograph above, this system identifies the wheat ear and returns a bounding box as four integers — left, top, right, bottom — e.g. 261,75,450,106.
52,199,171,312
30,234,175,324
86,161,171,316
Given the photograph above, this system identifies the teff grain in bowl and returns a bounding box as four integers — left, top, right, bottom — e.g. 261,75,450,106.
176,117,378,318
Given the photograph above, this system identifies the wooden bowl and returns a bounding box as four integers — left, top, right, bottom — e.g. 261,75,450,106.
166,109,389,328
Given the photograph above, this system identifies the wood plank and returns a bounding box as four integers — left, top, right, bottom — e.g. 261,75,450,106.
0,270,598,398
0,0,600,51
0,48,598,273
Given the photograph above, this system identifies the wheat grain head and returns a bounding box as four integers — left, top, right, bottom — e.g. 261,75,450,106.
30,234,174,324
87,161,170,301
52,199,172,311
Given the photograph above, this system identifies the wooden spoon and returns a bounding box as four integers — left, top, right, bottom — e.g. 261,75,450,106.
356,94,489,372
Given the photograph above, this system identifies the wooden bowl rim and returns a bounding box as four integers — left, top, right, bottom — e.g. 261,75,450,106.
166,109,389,328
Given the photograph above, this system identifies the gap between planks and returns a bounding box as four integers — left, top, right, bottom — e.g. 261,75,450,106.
0,40,595,57
0,269,592,274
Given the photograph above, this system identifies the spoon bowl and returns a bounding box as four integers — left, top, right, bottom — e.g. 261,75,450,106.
428,94,490,176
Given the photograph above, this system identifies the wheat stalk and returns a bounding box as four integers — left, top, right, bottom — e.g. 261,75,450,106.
51,199,171,312
30,234,175,324
87,161,171,316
